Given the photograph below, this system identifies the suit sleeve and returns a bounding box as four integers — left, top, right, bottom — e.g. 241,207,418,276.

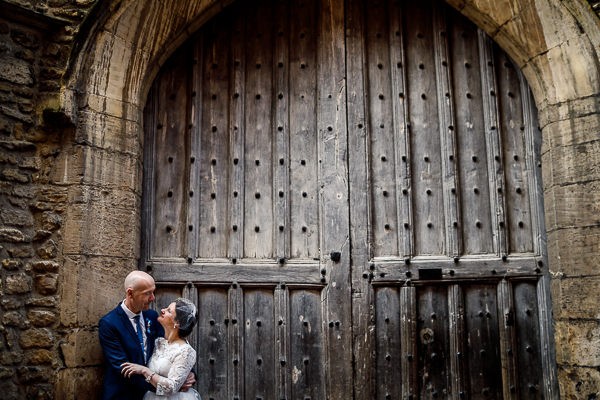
98,316,152,392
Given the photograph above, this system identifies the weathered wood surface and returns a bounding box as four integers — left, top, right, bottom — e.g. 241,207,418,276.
143,0,553,398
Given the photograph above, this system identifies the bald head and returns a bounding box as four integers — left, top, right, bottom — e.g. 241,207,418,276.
124,270,156,313
124,270,155,291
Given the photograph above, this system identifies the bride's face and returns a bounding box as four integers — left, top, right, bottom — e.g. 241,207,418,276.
158,302,177,328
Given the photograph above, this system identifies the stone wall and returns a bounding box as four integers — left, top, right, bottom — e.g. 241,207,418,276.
0,1,95,398
0,0,599,399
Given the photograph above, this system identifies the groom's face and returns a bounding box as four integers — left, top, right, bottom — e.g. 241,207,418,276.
128,279,156,313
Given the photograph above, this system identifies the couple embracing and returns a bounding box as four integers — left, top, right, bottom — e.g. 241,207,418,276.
99,271,201,399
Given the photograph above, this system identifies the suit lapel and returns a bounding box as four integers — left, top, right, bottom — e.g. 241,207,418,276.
116,306,142,351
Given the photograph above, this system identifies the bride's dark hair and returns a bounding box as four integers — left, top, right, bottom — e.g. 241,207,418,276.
174,298,198,338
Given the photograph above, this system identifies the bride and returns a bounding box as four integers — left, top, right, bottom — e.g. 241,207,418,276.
121,297,201,399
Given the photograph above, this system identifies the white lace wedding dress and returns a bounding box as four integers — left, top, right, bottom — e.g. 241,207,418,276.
143,338,201,399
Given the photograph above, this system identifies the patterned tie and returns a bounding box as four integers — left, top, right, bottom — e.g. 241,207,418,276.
133,315,145,362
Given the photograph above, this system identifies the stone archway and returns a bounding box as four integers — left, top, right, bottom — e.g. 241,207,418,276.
57,0,600,397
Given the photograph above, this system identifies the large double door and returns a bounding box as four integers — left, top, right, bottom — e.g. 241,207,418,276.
142,0,555,398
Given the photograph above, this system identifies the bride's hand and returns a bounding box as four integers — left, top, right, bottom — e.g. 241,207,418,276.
120,362,148,378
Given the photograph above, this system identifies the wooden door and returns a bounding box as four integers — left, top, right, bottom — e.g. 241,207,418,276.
347,0,556,399
142,1,351,399
142,0,556,399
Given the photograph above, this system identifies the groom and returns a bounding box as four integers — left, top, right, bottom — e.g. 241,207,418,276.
98,270,194,399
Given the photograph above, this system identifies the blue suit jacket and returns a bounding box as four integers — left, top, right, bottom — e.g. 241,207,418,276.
99,304,165,400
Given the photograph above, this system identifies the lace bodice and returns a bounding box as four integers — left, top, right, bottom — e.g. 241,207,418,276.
144,337,199,399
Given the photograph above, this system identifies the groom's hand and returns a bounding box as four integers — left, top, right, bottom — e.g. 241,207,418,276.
180,372,196,391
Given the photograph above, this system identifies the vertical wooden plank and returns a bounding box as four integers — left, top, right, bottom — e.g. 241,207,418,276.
367,0,399,257
289,0,319,258
182,283,199,366
290,290,325,399
464,285,502,399
274,285,290,400
433,6,461,258
404,0,444,256
199,19,230,258
448,284,468,399
318,0,352,398
197,288,229,399
375,287,401,400
400,285,418,399
521,72,558,397
514,282,543,399
153,286,182,310
497,280,518,399
537,275,559,398
495,51,534,254
477,31,507,257
243,1,274,258
151,52,190,259
448,16,494,255
188,40,201,263
448,15,498,255
227,283,243,400
142,83,157,266
388,0,413,259
346,0,375,398
243,289,275,400
273,0,291,261
227,7,246,261
417,286,450,399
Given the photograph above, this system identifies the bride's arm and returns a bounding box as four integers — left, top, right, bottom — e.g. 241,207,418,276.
131,346,196,395
120,362,170,390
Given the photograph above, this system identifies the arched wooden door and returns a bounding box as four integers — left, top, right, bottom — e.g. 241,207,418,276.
142,0,556,399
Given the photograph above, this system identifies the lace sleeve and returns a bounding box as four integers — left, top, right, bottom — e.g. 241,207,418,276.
154,344,196,396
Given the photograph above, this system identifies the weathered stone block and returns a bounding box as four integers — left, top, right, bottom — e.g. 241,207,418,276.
19,328,53,349
16,366,50,383
542,139,600,186
28,309,57,327
558,365,600,399
1,167,30,183
0,228,26,243
63,195,140,258
0,208,33,227
32,229,52,241
24,349,54,365
0,56,33,85
547,227,600,277
6,244,34,258
2,311,28,328
30,260,59,272
24,384,53,400
34,273,58,295
35,239,58,258
541,105,600,153
60,256,133,326
555,320,600,366
557,276,600,320
0,366,14,379
2,259,21,270
5,272,31,294
1,297,23,310
25,296,58,308
51,144,139,190
61,329,102,367
40,211,61,231
75,109,142,155
55,367,103,400
543,181,600,230
0,351,23,365
0,381,19,400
